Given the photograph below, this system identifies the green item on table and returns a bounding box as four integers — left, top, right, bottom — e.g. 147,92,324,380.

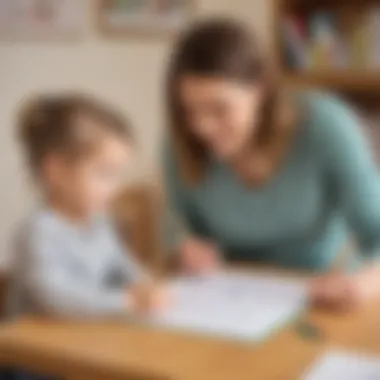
296,321,324,341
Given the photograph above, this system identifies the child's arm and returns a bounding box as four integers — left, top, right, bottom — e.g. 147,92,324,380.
23,231,130,319
23,224,169,319
26,256,128,319
107,226,172,313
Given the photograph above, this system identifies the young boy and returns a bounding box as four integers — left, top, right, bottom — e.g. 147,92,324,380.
7,93,167,320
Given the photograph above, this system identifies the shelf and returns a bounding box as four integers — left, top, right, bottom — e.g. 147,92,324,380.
283,72,380,93
280,0,380,11
276,0,380,105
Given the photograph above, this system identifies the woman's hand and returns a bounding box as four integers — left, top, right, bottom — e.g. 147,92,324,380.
178,237,222,275
310,270,380,310
128,282,172,314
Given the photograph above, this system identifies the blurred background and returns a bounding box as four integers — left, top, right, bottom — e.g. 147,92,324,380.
0,0,379,269
0,0,270,268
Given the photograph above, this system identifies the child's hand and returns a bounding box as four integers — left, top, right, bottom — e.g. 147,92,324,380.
309,272,380,310
128,282,171,314
179,237,222,275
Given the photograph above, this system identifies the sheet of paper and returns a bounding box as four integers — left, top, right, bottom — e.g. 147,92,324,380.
303,350,380,380
147,271,307,342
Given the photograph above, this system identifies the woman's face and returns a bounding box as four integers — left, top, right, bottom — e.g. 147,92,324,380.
179,75,263,160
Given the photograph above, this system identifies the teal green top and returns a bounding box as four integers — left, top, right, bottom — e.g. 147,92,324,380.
165,92,380,272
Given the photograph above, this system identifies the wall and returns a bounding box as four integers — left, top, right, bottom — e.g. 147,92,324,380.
0,0,270,267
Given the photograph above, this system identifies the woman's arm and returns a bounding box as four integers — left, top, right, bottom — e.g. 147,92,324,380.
163,145,191,253
163,143,221,273
318,95,380,259
312,94,380,305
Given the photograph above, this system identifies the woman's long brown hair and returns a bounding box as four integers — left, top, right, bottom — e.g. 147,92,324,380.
167,19,293,187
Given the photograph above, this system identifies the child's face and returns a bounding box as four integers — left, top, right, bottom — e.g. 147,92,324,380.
46,135,132,218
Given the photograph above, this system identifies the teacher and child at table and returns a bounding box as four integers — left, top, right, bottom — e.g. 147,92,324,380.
5,17,380,335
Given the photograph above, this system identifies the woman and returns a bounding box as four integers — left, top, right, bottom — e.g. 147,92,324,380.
164,19,380,308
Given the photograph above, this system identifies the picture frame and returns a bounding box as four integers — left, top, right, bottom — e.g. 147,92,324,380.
96,0,195,37
0,0,86,41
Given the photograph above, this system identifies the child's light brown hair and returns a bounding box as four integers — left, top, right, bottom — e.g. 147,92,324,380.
18,93,132,174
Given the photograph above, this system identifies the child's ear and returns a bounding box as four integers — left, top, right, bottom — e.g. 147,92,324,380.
42,153,69,187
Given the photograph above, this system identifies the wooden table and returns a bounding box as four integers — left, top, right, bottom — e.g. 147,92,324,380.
0,279,379,380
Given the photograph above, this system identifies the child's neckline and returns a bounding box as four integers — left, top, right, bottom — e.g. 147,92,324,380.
41,206,104,234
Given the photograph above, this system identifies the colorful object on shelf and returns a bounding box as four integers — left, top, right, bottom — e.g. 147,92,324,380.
368,7,380,69
309,12,338,70
281,15,309,70
281,5,380,72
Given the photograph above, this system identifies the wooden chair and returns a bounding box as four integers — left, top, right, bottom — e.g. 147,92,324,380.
0,273,8,317
113,183,163,271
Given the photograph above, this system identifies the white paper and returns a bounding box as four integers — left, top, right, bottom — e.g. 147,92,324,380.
148,271,307,342
303,350,380,380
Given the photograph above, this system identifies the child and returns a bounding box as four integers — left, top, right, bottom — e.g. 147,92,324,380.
7,93,167,321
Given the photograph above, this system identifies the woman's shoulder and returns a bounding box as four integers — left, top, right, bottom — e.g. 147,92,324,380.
163,137,176,162
162,137,184,183
297,90,358,123
296,90,363,146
